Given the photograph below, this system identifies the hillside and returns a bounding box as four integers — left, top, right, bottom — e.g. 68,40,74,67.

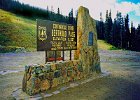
0,9,36,51
0,9,118,52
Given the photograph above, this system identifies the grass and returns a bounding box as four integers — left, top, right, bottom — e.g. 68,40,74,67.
0,9,119,52
97,40,119,50
0,9,36,51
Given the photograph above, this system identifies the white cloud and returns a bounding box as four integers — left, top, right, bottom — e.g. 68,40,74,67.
113,1,140,27
134,3,140,16
18,0,140,27
115,2,140,16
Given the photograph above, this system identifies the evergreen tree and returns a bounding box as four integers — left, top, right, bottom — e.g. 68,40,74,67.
108,10,113,43
57,7,60,15
57,7,60,21
120,17,125,48
0,0,70,24
47,6,49,11
46,6,50,19
135,24,140,51
68,9,74,24
130,22,136,50
115,12,124,48
111,18,117,46
105,10,109,42
124,14,130,49
99,12,105,39
104,10,113,43
116,12,121,48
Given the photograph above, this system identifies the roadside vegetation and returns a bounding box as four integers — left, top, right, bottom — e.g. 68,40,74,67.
97,40,119,50
0,9,119,52
0,0,75,53
0,9,36,52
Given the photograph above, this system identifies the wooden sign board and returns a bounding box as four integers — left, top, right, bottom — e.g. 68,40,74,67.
37,19,77,51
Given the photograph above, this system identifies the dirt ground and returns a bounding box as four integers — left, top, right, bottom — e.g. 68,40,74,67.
46,50,140,100
0,50,140,100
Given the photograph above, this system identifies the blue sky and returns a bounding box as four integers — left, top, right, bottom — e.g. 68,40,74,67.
116,0,140,27
117,0,140,3
18,0,140,27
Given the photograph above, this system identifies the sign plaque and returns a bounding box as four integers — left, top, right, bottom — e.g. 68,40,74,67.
37,19,77,51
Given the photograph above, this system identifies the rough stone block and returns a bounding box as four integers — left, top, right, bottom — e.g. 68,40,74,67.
44,64,51,73
52,78,59,88
74,6,101,74
54,70,61,78
40,79,50,91
51,64,56,71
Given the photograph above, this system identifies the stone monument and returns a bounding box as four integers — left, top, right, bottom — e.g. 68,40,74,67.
74,6,101,74
22,6,101,95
